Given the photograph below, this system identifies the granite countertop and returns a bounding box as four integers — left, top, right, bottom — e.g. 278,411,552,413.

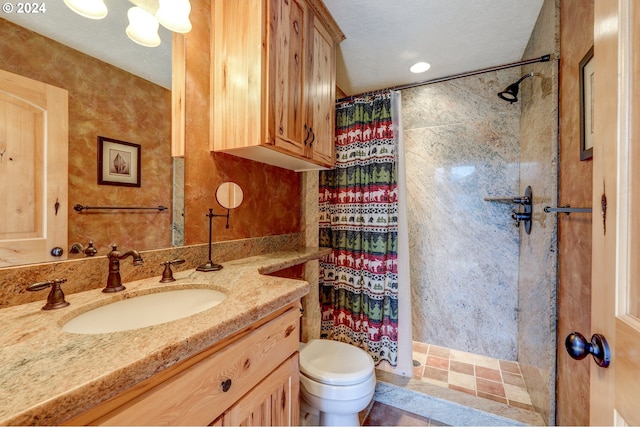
0,248,328,426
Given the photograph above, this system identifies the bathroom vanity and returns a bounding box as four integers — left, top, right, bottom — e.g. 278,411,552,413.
66,303,300,426
0,249,327,426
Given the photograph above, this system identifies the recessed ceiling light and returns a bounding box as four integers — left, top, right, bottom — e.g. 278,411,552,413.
410,62,431,73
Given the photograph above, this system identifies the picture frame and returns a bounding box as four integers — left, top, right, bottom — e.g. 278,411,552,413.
97,136,141,187
579,46,594,161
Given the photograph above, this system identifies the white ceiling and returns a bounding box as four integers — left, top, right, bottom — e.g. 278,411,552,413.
323,0,544,96
2,1,543,95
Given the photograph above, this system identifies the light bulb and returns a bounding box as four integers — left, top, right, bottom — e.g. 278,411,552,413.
156,0,192,33
410,62,431,74
126,7,161,47
63,0,107,19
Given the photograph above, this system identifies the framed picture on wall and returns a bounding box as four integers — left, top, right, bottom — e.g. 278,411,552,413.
97,136,141,187
580,46,594,161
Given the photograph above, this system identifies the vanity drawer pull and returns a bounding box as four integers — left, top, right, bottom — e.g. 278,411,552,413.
221,379,232,392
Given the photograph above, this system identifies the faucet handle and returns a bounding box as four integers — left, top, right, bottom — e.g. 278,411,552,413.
160,259,186,283
84,241,98,256
27,278,70,310
70,241,98,256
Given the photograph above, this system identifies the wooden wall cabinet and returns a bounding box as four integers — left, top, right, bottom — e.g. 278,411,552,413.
66,304,301,426
210,0,344,172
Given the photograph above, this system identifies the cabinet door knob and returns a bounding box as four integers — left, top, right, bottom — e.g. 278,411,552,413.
221,378,232,392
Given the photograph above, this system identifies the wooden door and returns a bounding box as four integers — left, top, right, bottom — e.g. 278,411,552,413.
590,0,640,424
305,14,335,167
0,69,68,266
270,0,307,156
221,355,299,426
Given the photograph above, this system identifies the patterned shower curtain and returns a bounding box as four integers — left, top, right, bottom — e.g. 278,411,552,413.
319,91,399,366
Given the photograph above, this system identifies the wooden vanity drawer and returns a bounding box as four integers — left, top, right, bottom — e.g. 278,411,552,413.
84,306,300,426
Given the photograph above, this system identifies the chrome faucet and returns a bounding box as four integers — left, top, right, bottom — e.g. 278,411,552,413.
104,244,143,293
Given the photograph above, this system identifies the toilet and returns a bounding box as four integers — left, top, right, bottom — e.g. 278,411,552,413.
299,339,376,426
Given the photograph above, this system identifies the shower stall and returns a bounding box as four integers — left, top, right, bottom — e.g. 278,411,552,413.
318,2,558,423
396,48,558,426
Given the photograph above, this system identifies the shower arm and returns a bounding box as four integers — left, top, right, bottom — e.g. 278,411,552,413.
514,72,534,85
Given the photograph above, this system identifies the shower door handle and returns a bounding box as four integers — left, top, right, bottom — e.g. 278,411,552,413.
565,331,610,368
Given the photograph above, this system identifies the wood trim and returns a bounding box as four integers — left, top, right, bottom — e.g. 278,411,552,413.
172,33,186,158
590,0,619,424
305,0,345,43
616,316,640,426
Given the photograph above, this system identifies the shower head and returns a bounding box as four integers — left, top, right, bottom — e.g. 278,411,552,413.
498,72,534,103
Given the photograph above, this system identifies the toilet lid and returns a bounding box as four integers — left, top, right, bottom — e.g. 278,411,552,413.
299,339,375,386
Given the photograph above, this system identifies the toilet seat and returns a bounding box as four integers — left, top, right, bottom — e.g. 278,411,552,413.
300,369,376,400
299,339,375,386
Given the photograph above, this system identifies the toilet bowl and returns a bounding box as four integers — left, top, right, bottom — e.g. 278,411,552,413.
299,339,376,426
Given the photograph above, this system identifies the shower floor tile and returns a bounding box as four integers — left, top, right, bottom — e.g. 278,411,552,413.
408,341,535,412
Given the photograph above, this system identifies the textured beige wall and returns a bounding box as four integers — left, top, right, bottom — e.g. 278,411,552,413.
556,1,594,425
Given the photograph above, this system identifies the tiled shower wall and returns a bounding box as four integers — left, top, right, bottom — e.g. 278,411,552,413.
401,68,522,361
517,0,559,423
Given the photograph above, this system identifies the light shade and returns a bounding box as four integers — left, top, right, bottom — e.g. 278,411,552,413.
126,7,161,47
156,0,192,33
63,0,107,19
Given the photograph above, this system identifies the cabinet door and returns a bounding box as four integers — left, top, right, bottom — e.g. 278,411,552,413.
270,0,307,155
305,14,335,167
221,355,299,426
210,0,265,152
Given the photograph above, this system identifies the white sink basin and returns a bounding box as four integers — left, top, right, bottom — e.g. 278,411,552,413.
63,289,226,334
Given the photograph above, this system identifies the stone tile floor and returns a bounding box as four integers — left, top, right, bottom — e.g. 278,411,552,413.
363,401,447,426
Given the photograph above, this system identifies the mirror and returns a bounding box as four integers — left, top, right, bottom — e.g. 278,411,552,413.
216,182,244,210
0,5,179,267
197,182,244,272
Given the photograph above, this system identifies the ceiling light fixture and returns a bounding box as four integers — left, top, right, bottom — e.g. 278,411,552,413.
156,0,192,33
126,6,161,47
64,0,192,47
410,62,431,74
63,0,108,19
